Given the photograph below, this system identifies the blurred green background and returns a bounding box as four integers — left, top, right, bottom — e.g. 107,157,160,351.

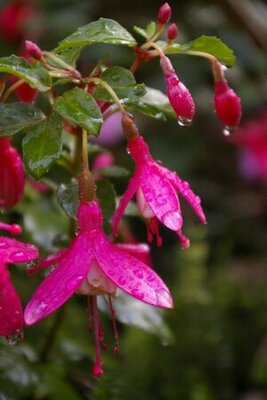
0,0,267,399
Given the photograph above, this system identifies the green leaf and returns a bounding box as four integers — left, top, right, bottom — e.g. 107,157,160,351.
0,102,46,137
54,18,136,62
127,86,175,120
0,55,51,91
96,179,116,233
54,87,103,135
133,21,156,39
57,179,78,220
165,35,236,67
52,47,82,67
22,113,63,179
93,66,146,103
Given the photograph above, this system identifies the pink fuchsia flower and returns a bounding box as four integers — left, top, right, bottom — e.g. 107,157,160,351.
24,200,173,377
160,55,195,125
0,137,25,209
112,135,206,248
231,110,267,182
0,221,39,341
213,79,242,132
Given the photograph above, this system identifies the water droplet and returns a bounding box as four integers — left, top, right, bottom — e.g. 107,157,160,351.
9,251,26,262
66,275,84,292
6,330,23,346
131,288,144,300
223,126,237,136
171,77,179,86
92,279,100,287
134,270,143,279
147,274,155,282
178,116,192,127
118,276,126,285
111,73,120,82
157,194,167,205
0,242,8,249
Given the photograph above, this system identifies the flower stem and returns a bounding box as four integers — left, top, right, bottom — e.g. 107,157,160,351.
1,79,24,103
86,77,125,113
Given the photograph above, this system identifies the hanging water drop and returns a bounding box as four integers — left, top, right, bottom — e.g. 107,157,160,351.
223,126,237,136
178,116,192,127
6,330,23,346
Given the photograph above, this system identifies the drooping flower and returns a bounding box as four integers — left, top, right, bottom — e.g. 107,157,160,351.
0,221,39,341
25,200,173,376
213,79,242,131
231,110,267,182
0,137,25,209
160,55,195,125
112,128,206,248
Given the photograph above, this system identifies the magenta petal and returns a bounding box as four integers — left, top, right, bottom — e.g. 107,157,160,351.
170,173,207,224
0,263,23,337
112,173,140,237
93,235,173,309
140,164,183,231
28,249,67,275
24,234,93,326
0,237,38,264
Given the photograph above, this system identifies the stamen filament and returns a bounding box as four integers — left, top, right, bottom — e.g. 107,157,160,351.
89,296,104,377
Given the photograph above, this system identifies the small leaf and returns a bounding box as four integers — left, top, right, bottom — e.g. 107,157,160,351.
52,47,82,67
165,35,236,67
57,179,78,220
22,113,63,179
133,21,156,39
93,66,146,103
127,86,175,120
0,103,45,137
96,179,116,233
54,18,136,61
0,55,51,91
54,87,103,135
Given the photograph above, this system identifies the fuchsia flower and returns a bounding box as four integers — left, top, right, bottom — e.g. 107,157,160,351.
0,137,25,209
160,55,195,125
167,23,178,42
112,135,206,248
231,110,267,182
213,79,242,130
24,200,173,376
0,221,38,340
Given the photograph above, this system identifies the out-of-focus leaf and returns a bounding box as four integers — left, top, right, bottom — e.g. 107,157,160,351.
133,21,156,39
93,66,146,103
57,179,78,220
54,18,136,64
54,87,103,135
96,179,116,232
22,113,63,180
96,166,129,178
127,86,175,120
0,55,51,91
164,35,236,67
0,103,46,137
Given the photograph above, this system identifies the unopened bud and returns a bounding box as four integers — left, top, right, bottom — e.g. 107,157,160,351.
214,80,242,127
157,3,172,25
25,40,43,60
160,56,195,124
167,23,178,41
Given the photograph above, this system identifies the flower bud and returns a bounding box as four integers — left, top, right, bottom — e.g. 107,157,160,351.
0,138,25,209
24,40,43,60
167,23,178,41
160,56,195,124
157,3,172,25
214,80,242,128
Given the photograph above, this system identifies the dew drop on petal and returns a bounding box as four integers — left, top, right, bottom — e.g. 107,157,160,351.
134,269,143,279
131,288,144,300
66,275,84,292
9,251,27,262
0,242,8,249
223,126,237,136
178,116,192,127
118,276,126,285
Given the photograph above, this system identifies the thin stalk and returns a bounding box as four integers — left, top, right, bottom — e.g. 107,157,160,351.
1,79,24,102
86,77,125,114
